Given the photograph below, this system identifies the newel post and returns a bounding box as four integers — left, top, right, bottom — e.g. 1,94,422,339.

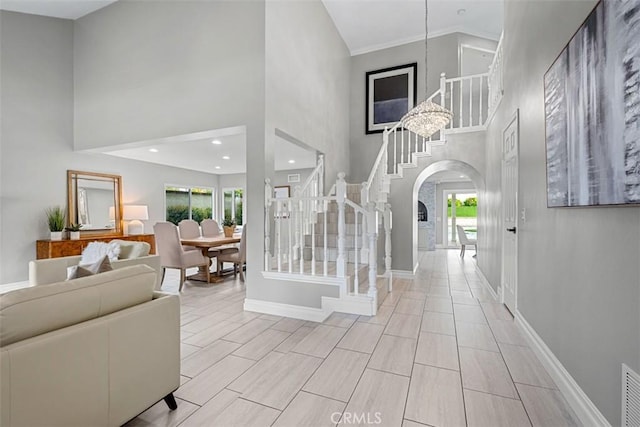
336,172,347,278
264,179,273,270
293,185,302,261
367,203,378,314
384,203,392,281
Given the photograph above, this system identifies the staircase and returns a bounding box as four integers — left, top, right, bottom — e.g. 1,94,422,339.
262,34,503,318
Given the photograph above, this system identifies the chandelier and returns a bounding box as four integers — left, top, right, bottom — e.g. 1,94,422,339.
400,0,453,138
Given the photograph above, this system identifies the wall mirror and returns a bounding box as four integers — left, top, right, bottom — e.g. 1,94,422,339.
67,170,123,236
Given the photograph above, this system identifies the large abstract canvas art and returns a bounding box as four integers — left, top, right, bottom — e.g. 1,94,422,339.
544,0,640,207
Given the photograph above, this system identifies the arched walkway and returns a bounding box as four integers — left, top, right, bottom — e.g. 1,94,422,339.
412,160,485,264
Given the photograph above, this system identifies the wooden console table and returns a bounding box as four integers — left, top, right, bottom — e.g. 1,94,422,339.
36,234,156,259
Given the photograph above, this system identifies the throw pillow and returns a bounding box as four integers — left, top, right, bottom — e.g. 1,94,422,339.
80,241,121,265
67,256,113,280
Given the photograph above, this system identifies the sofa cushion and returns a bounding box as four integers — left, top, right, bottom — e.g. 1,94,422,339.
113,240,151,259
68,255,113,280
0,265,156,347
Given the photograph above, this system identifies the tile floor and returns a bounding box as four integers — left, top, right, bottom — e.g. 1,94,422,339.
126,250,581,427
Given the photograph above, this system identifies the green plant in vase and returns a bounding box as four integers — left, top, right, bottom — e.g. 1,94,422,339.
65,223,83,240
46,206,66,241
222,217,236,237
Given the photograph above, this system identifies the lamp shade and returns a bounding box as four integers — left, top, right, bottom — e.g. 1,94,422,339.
123,205,149,221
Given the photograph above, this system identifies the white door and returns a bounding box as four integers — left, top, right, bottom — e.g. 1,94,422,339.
502,111,519,314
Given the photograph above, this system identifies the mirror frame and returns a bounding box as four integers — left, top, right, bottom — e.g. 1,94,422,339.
67,170,123,237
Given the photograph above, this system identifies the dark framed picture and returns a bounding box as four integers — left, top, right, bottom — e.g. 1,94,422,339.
544,0,640,207
366,63,417,134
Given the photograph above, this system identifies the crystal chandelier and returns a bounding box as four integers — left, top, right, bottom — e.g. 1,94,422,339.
400,0,453,138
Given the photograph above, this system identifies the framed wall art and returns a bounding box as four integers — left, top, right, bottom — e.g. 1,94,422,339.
366,63,417,134
544,0,640,207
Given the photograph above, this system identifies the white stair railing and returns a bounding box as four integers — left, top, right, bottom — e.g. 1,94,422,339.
265,172,378,304
488,32,504,118
293,155,324,259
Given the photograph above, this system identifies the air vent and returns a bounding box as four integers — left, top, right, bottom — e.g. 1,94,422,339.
622,364,640,426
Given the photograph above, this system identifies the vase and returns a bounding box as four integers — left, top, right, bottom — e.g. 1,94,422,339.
223,226,235,237
50,231,62,241
70,231,81,240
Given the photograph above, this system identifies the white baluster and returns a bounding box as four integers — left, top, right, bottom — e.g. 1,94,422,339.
299,195,304,274
469,77,473,126
399,129,403,165
354,211,359,295
384,203,392,278
323,199,328,276
264,179,272,270
336,173,347,278
360,182,369,264
276,199,282,272
459,80,463,128
288,197,293,273
480,75,484,125
293,186,301,261
367,204,378,315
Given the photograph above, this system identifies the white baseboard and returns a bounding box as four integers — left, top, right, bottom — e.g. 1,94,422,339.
322,295,375,316
474,267,499,301
391,269,415,279
244,298,331,322
515,312,610,427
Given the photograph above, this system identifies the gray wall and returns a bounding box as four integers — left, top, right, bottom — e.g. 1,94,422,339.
483,1,640,423
245,0,349,308
72,0,267,304
0,11,220,283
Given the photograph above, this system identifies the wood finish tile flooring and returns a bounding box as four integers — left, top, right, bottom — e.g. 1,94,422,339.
126,250,581,427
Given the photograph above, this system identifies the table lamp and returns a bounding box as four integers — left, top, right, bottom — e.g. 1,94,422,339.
123,205,149,235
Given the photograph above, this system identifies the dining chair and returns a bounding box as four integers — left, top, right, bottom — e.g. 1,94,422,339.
200,218,239,260
178,219,200,252
456,225,477,258
217,225,247,282
154,222,210,291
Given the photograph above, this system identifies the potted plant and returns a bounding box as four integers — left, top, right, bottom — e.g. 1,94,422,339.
65,223,82,240
46,206,65,241
222,217,236,237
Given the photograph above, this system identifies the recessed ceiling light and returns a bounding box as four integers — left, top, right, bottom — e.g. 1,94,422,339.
211,140,222,145
457,8,466,15
149,148,159,153
288,159,295,164
459,175,465,178
222,156,230,160
215,166,221,169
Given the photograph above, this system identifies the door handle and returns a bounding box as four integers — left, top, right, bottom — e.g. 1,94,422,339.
506,227,516,234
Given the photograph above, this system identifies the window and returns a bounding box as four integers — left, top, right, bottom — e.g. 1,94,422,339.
223,188,244,226
165,185,214,225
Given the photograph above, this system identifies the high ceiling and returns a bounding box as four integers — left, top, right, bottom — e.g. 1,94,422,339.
0,0,116,19
322,0,503,55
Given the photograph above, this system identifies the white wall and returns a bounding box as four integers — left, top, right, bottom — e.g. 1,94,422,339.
483,1,640,423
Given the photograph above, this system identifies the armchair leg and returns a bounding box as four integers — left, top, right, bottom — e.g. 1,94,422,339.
163,393,178,411
179,269,186,292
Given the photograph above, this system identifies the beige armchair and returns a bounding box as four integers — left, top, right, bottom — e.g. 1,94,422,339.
217,225,247,281
456,225,477,258
154,222,209,291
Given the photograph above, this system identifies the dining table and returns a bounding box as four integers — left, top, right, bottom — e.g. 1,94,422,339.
180,234,241,283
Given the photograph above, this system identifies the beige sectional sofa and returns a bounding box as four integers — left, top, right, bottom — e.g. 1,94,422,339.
0,265,180,427
29,252,163,290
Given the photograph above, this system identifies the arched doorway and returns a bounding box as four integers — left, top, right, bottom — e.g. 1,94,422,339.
412,160,484,264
